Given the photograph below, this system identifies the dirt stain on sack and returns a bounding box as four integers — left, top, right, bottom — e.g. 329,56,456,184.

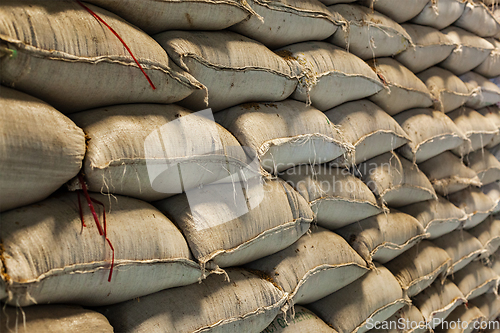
185,13,193,28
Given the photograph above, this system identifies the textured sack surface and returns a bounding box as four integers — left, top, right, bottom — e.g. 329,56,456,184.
466,150,500,186
100,269,287,333
0,87,85,213
262,305,336,332
71,104,255,201
482,182,500,214
0,0,202,113
469,293,500,321
432,230,485,275
358,0,429,23
82,0,255,34
413,279,466,328
468,215,500,258
277,41,383,111
246,226,368,305
326,4,411,60
0,192,201,307
396,24,455,74
479,106,500,148
410,0,467,30
215,100,350,174
367,58,433,115
394,108,466,163
448,107,499,156
385,240,451,298
453,1,500,38
417,67,471,113
434,304,487,333
419,151,482,196
155,178,313,268
473,38,500,78
281,164,382,229
448,187,496,229
335,211,426,265
1,305,113,333
461,71,500,109
231,0,342,49
368,305,428,333
154,30,298,111
399,196,466,239
439,27,495,75
325,100,409,166
451,261,498,300
359,152,437,207
307,264,409,333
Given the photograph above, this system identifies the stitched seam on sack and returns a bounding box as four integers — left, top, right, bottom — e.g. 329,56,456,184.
252,0,342,23
192,292,288,332
198,218,313,265
403,258,451,290
353,130,410,147
410,133,464,153
353,298,411,333
371,233,428,257
0,38,202,89
5,258,200,286
180,54,300,79
309,197,381,209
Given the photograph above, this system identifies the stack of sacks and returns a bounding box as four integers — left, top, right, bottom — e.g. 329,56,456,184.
3,0,500,332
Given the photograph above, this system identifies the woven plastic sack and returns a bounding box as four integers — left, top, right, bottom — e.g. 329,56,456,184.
448,187,496,229
410,0,467,30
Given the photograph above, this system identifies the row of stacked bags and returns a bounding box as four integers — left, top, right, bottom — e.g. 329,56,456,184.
1,0,500,332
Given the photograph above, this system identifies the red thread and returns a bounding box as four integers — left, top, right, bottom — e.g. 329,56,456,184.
77,191,86,228
75,0,156,90
77,174,115,282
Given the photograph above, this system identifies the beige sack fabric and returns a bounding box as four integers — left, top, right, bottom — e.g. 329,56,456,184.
396,24,455,74
413,280,466,329
419,151,482,196
385,240,451,298
474,38,500,78
394,108,466,163
469,293,500,321
482,182,500,214
0,0,202,113
81,0,255,34
448,107,499,156
478,105,500,148
230,0,343,49
155,178,313,268
399,196,466,239
434,304,487,333
460,71,500,109
215,100,350,174
277,41,383,111
468,215,500,258
432,230,485,275
154,30,298,111
367,58,434,116
453,1,500,38
0,192,202,307
326,4,411,60
307,264,409,333
100,269,287,333
245,226,368,305
417,67,471,113
410,0,467,30
358,152,437,207
71,104,257,201
335,211,426,265
448,187,496,229
1,305,113,333
280,165,383,229
466,150,500,186
451,261,498,300
439,27,495,75
358,0,429,23
262,305,337,332
325,100,409,166
368,305,427,333
0,87,85,213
